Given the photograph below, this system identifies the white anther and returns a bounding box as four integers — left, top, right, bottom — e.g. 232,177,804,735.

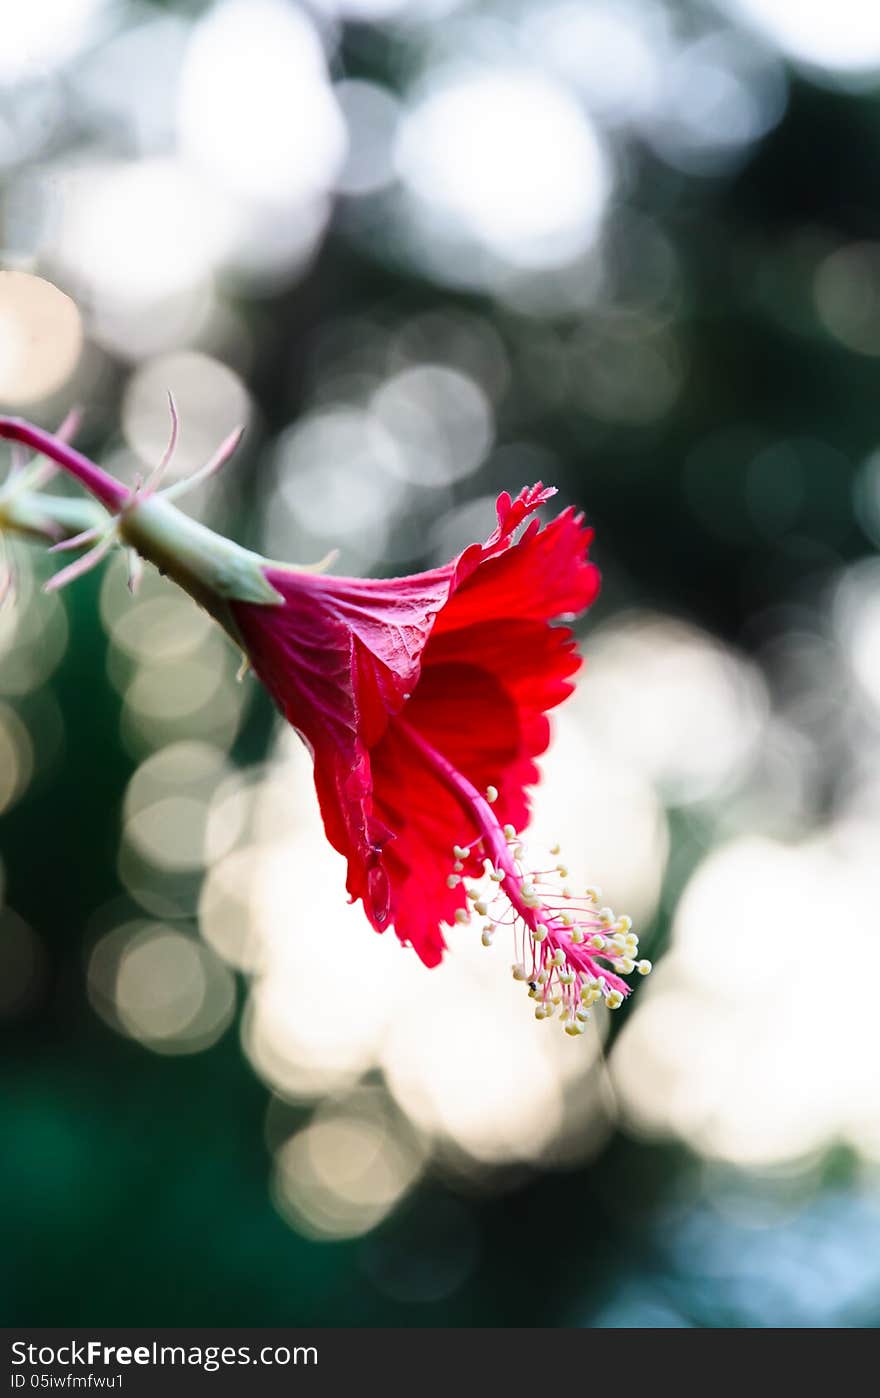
570,927,584,944
576,1009,591,1023
618,957,635,975
473,899,488,917
485,785,498,803
537,970,549,986
637,959,653,976
481,929,493,947
598,907,615,924
446,874,460,889
535,1005,549,1021
559,972,575,986
605,990,624,1010
454,909,469,925
565,1020,585,1036
532,925,548,942
511,963,527,981
503,824,517,840
453,845,469,860
453,861,464,873
550,949,565,967
562,887,573,899
520,880,535,898
590,935,605,950
618,915,632,932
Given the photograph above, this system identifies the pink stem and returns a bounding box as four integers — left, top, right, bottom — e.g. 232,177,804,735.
0,417,130,514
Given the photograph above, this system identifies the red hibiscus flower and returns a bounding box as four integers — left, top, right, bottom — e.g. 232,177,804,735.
233,484,593,963
0,414,652,1031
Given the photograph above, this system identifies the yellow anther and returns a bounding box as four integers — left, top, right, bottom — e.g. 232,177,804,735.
559,972,575,986
556,864,569,878
570,927,584,944
590,934,605,950
549,843,561,856
618,957,635,975
551,949,565,967
605,990,624,1010
585,886,601,903
559,912,574,927
562,887,573,899
503,824,517,840
618,914,632,932
454,908,469,925
565,1020,585,1036
473,899,488,917
511,963,527,981
598,907,614,924
537,969,549,985
532,924,547,942
485,785,498,803
637,959,652,976
481,929,493,947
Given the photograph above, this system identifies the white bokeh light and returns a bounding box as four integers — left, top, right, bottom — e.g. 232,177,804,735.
395,66,611,269
0,0,109,82
370,365,494,487
832,559,880,715
722,0,880,79
177,0,346,206
334,80,401,197
574,612,769,806
45,156,234,358
521,0,668,125
265,406,408,572
612,829,880,1165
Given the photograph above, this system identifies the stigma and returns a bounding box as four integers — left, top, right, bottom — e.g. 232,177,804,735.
397,719,650,1034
